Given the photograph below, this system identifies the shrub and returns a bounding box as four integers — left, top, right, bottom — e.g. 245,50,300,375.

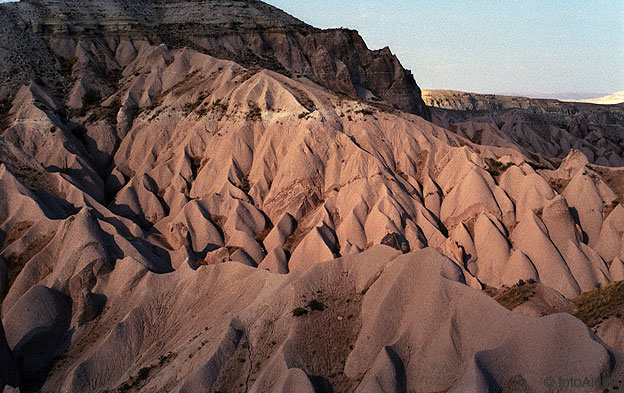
247,102,262,121
137,367,151,381
82,88,101,108
5,231,55,291
212,99,228,111
381,232,410,253
190,156,202,179
355,108,374,116
485,158,512,178
239,174,250,193
292,307,308,317
306,299,325,311
112,352,175,392
0,98,12,132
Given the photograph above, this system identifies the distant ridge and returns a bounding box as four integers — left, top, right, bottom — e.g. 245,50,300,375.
565,91,624,105
420,89,615,113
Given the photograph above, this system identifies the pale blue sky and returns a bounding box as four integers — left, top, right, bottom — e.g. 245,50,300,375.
265,0,624,98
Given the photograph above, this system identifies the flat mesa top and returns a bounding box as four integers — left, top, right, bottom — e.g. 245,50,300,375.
3,0,311,32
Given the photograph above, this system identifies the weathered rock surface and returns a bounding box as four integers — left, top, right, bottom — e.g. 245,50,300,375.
0,0,429,119
0,0,623,392
3,285,70,378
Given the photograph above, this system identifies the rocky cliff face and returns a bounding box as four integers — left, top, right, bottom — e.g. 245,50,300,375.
0,0,429,119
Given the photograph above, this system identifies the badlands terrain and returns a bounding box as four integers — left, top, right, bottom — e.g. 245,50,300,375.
0,1,624,392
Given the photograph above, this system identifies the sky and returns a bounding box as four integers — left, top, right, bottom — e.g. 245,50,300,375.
264,0,624,99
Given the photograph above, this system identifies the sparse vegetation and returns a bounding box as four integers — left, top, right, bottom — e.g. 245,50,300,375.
226,245,241,256
212,98,227,112
255,223,274,243
292,307,308,317
1,221,33,252
190,156,203,179
183,102,197,114
604,200,621,219
201,98,228,120
286,83,317,112
0,98,12,132
292,299,326,317
4,231,55,292
104,100,121,124
81,88,101,111
572,281,624,328
528,161,549,171
396,169,409,181
103,69,123,90
549,177,570,194
247,102,262,121
381,232,409,253
86,99,121,124
239,174,250,193
482,283,499,297
485,158,512,178
183,92,209,115
355,108,374,116
492,280,538,310
306,299,326,311
534,208,543,218
112,352,175,393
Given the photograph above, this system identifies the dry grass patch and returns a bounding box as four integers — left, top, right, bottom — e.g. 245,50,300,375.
1,221,33,251
572,281,624,328
493,280,537,311
396,169,409,181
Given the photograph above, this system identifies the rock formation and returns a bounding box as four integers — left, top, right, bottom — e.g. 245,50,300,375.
0,0,623,392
